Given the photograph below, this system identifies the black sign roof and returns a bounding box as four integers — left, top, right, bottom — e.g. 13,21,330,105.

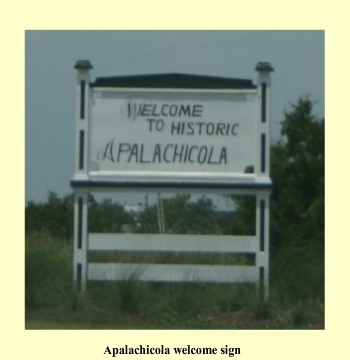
91,73,256,90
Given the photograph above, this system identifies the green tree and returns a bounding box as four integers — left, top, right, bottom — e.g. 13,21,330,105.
271,97,324,250
25,191,74,240
229,97,324,302
269,97,324,302
25,192,135,238
185,197,222,235
88,198,135,233
229,196,256,235
137,194,222,235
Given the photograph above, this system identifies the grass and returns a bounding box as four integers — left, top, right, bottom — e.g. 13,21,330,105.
25,231,73,309
25,231,324,329
25,306,323,329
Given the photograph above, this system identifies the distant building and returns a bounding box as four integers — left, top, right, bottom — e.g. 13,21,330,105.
121,224,134,233
124,203,146,213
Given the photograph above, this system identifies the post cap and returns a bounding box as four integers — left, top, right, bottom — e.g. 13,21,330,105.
74,60,93,70
255,62,274,73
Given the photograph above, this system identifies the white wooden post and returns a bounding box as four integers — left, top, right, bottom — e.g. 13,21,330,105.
73,190,89,292
73,60,93,292
255,62,273,300
255,62,274,178
255,192,270,300
73,60,93,181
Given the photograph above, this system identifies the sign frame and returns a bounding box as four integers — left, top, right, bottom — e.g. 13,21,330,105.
71,60,273,300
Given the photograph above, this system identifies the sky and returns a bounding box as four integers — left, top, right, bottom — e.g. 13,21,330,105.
25,30,324,204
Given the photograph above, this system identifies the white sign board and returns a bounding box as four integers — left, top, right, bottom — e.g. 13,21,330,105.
89,89,258,183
